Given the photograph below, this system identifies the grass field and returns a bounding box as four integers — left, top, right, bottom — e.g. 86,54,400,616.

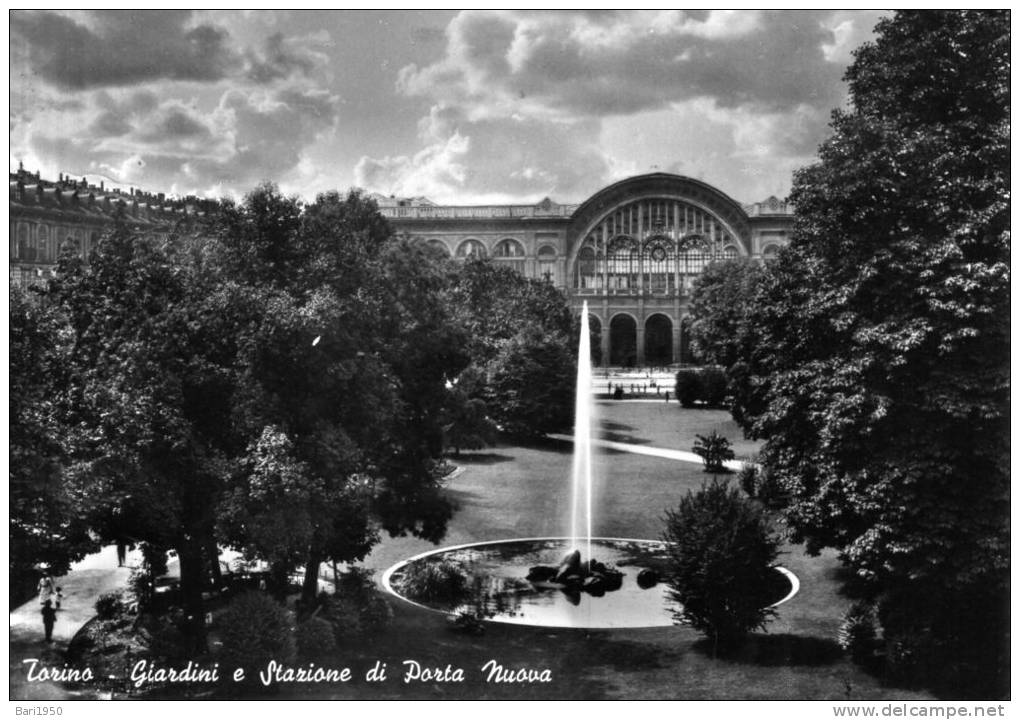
296,401,932,701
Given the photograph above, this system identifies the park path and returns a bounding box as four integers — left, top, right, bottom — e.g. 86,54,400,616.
10,545,142,646
10,545,143,699
549,433,749,472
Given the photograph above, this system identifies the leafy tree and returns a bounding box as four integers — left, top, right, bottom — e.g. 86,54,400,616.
691,431,735,473
663,479,781,655
441,367,497,456
9,287,97,602
688,259,767,369
447,259,576,436
674,368,701,408
487,326,576,436
215,187,466,604
449,259,574,365
51,222,240,650
370,237,469,545
734,11,1008,697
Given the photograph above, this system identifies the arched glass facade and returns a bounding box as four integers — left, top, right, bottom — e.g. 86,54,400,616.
572,198,740,296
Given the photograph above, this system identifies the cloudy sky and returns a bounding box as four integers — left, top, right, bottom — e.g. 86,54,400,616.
10,10,888,205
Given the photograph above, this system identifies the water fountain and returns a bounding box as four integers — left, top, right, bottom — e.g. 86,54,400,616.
382,302,798,628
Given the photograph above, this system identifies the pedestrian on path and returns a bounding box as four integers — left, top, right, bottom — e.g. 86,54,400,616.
41,600,56,642
55,586,64,610
37,575,54,606
116,539,127,567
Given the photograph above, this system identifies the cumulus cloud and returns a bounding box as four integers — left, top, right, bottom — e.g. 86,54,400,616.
397,10,851,122
245,31,331,83
362,9,885,203
355,104,610,203
10,10,239,89
20,83,340,197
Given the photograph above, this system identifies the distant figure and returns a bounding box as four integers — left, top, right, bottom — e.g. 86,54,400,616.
116,540,127,567
55,587,64,610
41,600,56,642
664,391,670,403
37,575,54,606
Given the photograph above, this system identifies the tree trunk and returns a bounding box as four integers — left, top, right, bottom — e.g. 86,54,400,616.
177,533,208,654
301,549,322,607
205,532,222,588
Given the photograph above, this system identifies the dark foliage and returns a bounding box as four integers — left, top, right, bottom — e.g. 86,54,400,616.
663,479,781,654
732,11,1009,697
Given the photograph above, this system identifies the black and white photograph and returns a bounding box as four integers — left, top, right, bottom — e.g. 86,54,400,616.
8,9,1010,710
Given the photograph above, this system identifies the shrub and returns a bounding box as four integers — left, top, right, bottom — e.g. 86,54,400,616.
395,560,468,604
296,615,337,660
738,463,759,498
144,613,189,664
448,609,486,635
128,569,157,614
700,366,728,407
838,602,877,664
674,369,701,407
662,478,781,655
692,431,735,473
95,591,126,620
218,591,295,686
754,468,788,509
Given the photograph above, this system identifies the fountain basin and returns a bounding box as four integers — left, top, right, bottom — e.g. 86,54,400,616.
382,537,799,629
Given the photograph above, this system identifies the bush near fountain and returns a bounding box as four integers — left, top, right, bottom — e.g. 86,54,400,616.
663,478,782,655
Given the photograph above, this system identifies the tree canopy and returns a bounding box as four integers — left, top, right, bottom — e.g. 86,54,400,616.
447,259,577,436
732,11,1008,696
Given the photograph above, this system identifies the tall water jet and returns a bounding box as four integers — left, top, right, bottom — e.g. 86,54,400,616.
570,301,594,568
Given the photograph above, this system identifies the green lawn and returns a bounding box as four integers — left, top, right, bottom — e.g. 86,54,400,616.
297,402,932,701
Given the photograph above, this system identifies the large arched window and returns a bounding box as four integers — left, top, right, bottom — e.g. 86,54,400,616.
423,238,451,256
493,238,525,257
493,238,526,275
456,238,487,258
571,197,740,296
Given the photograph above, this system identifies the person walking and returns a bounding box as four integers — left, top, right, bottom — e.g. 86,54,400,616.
41,600,57,642
37,575,54,606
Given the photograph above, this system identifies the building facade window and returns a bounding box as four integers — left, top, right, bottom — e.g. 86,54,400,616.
493,238,525,257
571,197,739,295
456,238,486,258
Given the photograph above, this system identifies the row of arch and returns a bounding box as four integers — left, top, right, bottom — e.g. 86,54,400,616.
11,221,174,264
416,236,558,260
11,222,100,264
585,312,690,367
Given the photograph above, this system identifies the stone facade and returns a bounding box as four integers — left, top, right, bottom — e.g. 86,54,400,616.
8,165,217,289
9,170,793,366
380,173,794,366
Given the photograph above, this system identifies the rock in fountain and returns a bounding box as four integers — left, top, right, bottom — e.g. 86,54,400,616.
526,549,625,596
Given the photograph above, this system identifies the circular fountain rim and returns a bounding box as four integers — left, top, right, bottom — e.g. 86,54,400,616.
380,536,800,629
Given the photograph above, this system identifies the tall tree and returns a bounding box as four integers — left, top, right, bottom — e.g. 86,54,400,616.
10,286,96,602
688,258,767,369
734,11,1008,696
214,187,466,604
448,259,577,436
52,223,240,650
